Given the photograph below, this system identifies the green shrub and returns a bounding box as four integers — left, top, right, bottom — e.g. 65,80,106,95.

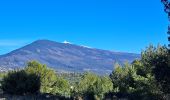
0,72,6,79
52,77,71,97
141,45,170,94
110,62,162,99
74,72,113,99
1,61,71,97
1,70,40,95
25,61,71,96
25,61,58,94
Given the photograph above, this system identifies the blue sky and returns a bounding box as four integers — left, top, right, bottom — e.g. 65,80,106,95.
0,0,168,54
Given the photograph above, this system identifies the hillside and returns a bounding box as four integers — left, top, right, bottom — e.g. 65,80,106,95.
0,40,140,74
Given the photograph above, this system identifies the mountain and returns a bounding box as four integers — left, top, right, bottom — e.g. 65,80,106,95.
0,40,140,74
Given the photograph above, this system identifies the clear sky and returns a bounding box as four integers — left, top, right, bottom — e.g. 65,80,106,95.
0,0,168,55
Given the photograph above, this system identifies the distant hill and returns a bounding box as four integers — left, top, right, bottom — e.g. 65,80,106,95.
0,40,140,74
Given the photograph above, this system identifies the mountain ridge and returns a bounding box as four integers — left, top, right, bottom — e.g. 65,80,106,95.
0,40,140,74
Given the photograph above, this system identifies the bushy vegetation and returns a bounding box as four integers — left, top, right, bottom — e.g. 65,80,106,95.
1,70,40,95
109,45,170,99
110,62,162,99
73,72,113,99
141,45,170,94
1,61,71,97
0,45,169,100
25,61,58,94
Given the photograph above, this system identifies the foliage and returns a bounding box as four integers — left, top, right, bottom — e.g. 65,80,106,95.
52,77,71,97
110,63,136,95
25,61,58,94
1,70,40,95
0,72,6,79
25,61,71,96
110,62,162,99
74,72,113,99
141,45,170,94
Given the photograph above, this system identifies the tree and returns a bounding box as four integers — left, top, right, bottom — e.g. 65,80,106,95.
74,72,113,99
1,61,72,96
1,70,40,95
110,63,136,97
110,62,162,99
52,77,71,97
132,61,162,99
141,45,170,94
24,61,71,96
25,61,58,94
